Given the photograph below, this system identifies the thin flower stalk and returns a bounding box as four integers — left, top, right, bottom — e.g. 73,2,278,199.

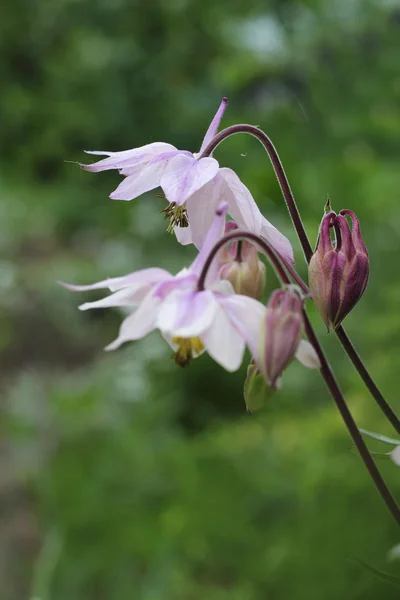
199,123,400,435
198,228,400,527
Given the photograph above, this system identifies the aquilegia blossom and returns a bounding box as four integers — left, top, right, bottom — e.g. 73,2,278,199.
79,98,294,263
61,203,268,372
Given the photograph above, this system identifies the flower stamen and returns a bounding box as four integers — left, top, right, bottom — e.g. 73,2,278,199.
162,202,189,233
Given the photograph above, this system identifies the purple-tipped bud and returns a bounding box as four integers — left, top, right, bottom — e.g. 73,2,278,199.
259,288,304,389
308,209,369,330
218,222,266,299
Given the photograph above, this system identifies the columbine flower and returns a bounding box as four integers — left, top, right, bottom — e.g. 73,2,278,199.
308,208,369,330
61,203,267,372
79,98,294,263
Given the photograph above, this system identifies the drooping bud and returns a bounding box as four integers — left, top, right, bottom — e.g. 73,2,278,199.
243,361,278,413
218,222,266,300
259,288,304,389
308,209,369,330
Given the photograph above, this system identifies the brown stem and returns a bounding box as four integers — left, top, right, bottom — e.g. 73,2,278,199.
198,228,400,526
199,124,313,262
303,310,400,526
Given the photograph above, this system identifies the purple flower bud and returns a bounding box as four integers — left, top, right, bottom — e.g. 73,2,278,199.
259,288,304,389
308,209,369,330
218,222,266,299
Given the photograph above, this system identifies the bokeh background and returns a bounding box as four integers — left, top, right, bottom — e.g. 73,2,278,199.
1,0,400,598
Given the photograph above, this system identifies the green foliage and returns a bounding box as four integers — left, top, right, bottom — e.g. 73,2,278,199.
1,0,400,598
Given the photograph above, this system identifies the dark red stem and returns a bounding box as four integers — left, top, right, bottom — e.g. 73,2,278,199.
201,123,400,434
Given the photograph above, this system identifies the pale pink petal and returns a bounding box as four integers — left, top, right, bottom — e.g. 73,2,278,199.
60,267,172,293
182,178,221,249
295,340,321,369
218,294,266,365
109,159,168,200
105,290,161,350
153,273,197,300
79,286,149,311
219,168,263,235
198,97,228,155
157,289,218,338
219,167,295,264
161,154,219,206
107,268,172,292
80,142,177,172
260,221,294,265
201,303,246,372
189,201,228,282
119,150,183,176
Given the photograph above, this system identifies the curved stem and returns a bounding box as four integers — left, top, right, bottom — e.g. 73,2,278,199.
199,228,400,526
197,229,290,291
201,123,400,433
199,124,314,262
303,310,400,527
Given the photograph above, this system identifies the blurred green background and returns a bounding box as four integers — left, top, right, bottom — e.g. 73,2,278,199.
1,0,400,598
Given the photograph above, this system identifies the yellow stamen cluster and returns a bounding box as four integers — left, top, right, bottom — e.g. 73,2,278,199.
162,202,189,233
172,336,204,367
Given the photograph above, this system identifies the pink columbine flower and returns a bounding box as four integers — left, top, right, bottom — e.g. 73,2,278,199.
79,98,294,263
61,203,268,372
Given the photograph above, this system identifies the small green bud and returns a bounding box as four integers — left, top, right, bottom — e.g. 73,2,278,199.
243,362,277,413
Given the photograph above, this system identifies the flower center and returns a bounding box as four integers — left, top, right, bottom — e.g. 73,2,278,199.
172,336,204,367
162,202,189,233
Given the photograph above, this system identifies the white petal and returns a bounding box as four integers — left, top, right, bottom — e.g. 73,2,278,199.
81,142,177,172
219,168,295,264
157,289,218,338
295,340,321,369
201,303,246,372
107,268,172,292
60,267,172,293
210,279,235,295
260,221,295,265
105,290,161,350
189,201,228,282
183,178,221,249
161,154,219,206
109,159,169,200
198,97,228,154
79,286,148,311
219,168,263,235
174,223,193,245
218,294,267,365
391,446,400,466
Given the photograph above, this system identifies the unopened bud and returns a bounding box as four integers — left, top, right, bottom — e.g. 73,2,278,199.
243,362,278,413
218,222,266,299
308,209,369,330
259,288,304,389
